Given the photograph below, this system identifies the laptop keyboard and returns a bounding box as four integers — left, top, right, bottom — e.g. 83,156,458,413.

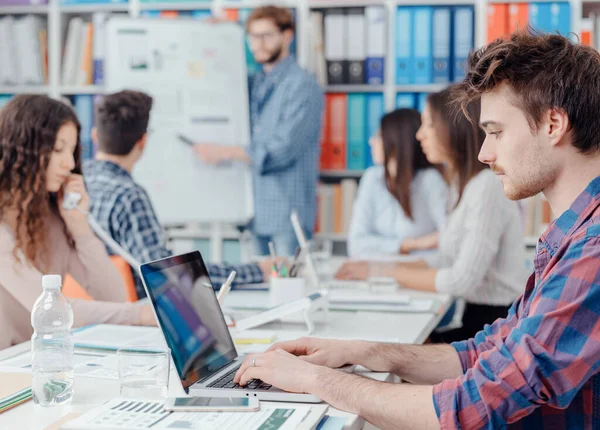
207,365,272,391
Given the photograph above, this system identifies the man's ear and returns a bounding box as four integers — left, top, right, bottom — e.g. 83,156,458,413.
91,127,98,144
546,108,570,148
283,29,294,48
136,133,148,152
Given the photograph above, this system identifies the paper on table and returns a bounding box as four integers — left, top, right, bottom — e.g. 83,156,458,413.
62,398,325,430
73,325,164,351
233,330,277,345
0,350,115,379
0,372,32,414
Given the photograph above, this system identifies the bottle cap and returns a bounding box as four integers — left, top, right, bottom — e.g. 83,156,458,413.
42,275,62,290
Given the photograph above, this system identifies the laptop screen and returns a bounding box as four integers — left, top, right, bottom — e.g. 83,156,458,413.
140,251,237,390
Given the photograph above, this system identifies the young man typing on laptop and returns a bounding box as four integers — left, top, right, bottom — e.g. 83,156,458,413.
233,31,600,428
84,90,276,298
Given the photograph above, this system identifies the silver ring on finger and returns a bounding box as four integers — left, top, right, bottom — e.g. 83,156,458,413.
252,357,256,367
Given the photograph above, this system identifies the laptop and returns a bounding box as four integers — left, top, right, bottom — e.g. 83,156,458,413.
139,250,321,403
290,211,370,291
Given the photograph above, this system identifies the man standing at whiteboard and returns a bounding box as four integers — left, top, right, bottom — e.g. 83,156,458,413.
194,5,324,257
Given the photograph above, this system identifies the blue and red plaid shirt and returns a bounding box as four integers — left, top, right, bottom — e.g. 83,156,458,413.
433,176,600,429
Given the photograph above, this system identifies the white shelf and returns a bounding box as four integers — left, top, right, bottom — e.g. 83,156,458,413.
0,85,49,94
60,3,129,12
60,85,105,94
0,4,48,14
325,85,384,93
396,83,449,93
320,170,364,178
139,1,211,11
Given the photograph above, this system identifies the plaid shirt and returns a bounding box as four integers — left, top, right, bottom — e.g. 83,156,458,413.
433,176,600,429
247,56,324,236
83,160,264,297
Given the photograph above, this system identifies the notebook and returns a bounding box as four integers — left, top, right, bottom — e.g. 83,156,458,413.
0,372,32,413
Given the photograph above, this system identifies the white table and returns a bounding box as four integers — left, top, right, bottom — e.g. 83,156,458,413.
0,288,451,429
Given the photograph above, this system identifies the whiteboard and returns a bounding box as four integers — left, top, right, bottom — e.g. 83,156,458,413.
105,18,253,225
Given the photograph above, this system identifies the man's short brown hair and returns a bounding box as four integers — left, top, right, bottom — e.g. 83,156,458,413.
95,90,153,156
454,29,600,154
245,5,294,33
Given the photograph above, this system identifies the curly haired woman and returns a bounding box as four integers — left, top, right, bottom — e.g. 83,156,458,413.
0,95,156,349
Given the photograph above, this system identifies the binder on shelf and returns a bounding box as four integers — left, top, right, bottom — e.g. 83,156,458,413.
321,94,347,170
396,93,415,109
412,7,433,85
74,95,94,160
432,7,451,84
365,5,385,85
346,8,366,85
324,8,347,85
76,22,93,86
451,6,474,82
223,8,238,22
417,92,428,112
487,4,508,42
508,3,529,34
396,6,412,85
529,2,570,36
333,183,343,233
308,11,326,86
366,93,384,168
0,17,18,86
62,17,83,85
581,18,593,46
192,10,211,20
92,12,108,85
14,15,45,86
347,93,367,170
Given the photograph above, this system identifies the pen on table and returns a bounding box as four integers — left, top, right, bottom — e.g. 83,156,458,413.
268,241,280,275
216,271,236,305
288,246,301,278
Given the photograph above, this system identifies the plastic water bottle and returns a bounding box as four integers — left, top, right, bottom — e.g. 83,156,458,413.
31,275,74,406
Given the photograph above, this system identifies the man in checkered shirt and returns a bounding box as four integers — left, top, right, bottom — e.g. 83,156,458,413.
84,90,273,299
231,31,600,429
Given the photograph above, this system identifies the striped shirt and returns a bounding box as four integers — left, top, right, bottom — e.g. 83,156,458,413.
246,55,324,236
84,160,264,297
433,175,600,429
434,169,527,305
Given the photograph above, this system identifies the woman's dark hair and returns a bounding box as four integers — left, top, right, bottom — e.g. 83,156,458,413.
427,87,486,205
0,95,82,268
381,108,434,219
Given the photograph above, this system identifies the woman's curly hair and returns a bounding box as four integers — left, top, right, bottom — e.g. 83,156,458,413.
0,95,82,269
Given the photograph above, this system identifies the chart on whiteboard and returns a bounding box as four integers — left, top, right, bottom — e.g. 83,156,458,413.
105,18,253,225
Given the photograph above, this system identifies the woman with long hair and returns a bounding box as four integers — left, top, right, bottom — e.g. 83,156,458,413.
347,108,447,258
337,87,528,342
0,95,155,349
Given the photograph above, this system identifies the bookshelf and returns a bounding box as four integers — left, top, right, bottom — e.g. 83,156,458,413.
0,0,586,250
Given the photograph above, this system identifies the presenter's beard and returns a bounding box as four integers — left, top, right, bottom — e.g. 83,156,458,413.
262,46,283,66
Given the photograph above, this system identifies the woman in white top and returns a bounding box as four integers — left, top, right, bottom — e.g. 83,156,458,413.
347,108,448,258
337,87,528,342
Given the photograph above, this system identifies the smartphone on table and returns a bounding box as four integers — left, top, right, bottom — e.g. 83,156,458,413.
164,396,260,412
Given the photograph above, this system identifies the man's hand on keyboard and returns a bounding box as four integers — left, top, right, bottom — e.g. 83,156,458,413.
266,337,359,368
234,349,322,394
